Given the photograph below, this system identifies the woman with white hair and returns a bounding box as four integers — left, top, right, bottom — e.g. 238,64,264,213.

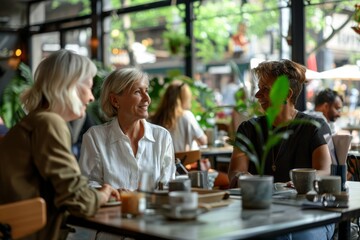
79,67,175,192
0,49,119,240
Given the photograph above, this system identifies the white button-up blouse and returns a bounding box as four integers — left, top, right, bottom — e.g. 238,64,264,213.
79,118,176,191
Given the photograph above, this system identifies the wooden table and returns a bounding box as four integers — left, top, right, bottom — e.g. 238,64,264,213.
67,197,340,240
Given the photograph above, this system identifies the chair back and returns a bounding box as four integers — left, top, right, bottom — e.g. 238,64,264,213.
175,150,201,166
0,197,46,239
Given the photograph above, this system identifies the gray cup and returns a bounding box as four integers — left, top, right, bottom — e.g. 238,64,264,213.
188,171,209,189
169,178,192,192
289,168,317,194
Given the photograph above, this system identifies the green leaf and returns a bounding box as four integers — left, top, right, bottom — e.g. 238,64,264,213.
266,75,289,128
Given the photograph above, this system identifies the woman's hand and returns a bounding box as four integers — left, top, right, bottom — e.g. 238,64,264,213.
98,184,121,205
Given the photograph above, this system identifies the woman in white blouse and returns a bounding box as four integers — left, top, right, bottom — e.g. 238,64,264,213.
79,68,176,191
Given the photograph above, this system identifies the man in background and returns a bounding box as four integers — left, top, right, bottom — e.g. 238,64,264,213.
307,88,343,134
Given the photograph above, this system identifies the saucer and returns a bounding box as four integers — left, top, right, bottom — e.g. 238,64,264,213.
161,205,207,220
102,201,122,207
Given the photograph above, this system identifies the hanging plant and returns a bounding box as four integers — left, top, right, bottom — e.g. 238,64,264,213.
351,4,360,34
163,31,190,56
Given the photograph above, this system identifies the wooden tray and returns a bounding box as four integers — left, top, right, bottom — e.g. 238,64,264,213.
192,188,230,204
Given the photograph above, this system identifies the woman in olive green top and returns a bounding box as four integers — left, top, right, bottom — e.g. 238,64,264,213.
0,50,120,240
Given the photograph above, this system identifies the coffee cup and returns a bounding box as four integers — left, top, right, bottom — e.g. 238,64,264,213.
313,176,341,194
121,191,146,218
169,178,191,192
168,191,198,218
188,171,209,189
289,168,317,194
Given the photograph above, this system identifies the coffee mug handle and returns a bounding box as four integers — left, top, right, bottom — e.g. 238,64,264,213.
313,179,320,193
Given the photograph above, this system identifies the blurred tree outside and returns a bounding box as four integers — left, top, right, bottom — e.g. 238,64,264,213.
53,0,358,66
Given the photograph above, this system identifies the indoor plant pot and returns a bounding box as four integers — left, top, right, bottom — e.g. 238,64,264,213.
239,175,273,209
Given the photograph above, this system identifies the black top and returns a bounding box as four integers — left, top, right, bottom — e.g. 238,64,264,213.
235,111,331,182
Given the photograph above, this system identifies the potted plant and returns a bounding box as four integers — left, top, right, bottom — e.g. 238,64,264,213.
162,31,190,56
228,76,319,209
0,62,32,128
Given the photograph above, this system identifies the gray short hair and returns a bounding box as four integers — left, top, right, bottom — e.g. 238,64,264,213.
101,67,149,118
21,49,97,115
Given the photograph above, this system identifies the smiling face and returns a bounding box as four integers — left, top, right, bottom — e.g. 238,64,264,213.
255,77,273,111
114,77,151,122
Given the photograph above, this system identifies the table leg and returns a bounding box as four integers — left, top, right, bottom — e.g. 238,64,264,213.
338,220,350,240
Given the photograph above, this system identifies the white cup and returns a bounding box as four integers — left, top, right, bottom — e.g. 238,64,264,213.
168,191,198,217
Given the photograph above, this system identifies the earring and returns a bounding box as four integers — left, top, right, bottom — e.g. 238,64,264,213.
283,100,287,104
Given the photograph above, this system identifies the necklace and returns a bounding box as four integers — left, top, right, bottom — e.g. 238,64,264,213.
271,110,298,172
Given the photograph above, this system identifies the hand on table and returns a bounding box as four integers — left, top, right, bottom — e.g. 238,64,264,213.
98,184,120,205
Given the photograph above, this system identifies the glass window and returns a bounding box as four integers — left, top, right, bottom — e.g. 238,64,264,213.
64,28,92,57
304,2,360,130
30,0,91,25
103,5,185,74
31,32,60,71
102,0,156,12
192,0,281,108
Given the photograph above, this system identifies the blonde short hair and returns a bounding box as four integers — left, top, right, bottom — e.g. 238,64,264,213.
252,59,306,105
21,49,97,115
100,67,149,118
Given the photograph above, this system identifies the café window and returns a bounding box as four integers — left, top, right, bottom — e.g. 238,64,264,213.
30,0,91,25
103,5,185,72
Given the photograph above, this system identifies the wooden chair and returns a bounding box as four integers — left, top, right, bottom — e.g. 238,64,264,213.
175,150,201,166
0,197,46,239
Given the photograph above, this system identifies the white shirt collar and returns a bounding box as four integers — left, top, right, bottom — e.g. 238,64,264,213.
108,118,155,143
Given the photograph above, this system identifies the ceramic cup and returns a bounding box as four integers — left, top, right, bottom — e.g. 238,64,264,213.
168,191,198,218
313,176,341,194
188,171,209,189
239,175,273,209
121,191,146,218
169,178,192,192
289,168,317,194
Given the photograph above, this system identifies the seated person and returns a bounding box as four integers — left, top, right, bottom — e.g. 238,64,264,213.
228,59,334,239
305,88,343,134
150,80,207,151
0,49,119,240
79,68,176,191
69,112,95,159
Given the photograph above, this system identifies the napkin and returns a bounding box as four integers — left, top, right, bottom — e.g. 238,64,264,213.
332,134,352,165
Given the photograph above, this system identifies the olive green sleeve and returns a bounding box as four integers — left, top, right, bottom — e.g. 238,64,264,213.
31,113,101,217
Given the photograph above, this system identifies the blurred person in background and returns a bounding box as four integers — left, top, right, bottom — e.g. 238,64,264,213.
0,116,8,138
306,88,343,134
150,80,207,151
150,80,229,189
